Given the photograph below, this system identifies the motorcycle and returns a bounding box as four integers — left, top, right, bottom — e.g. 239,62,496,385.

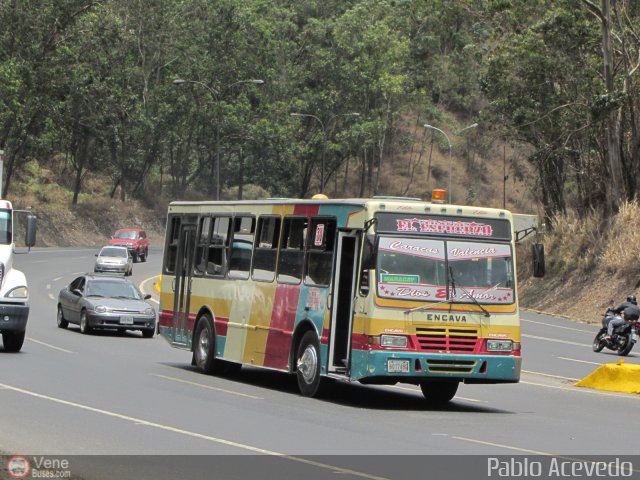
592,308,640,356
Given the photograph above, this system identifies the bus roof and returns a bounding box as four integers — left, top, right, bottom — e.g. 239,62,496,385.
167,197,513,218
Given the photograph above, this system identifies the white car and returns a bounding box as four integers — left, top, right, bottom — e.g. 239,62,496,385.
94,246,133,276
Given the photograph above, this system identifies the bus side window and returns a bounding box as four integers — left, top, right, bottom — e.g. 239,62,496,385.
252,216,281,282
164,216,181,274
304,218,336,286
206,217,230,276
194,216,212,275
277,216,307,284
229,216,255,279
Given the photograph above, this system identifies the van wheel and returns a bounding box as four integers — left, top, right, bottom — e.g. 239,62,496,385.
193,315,217,374
141,250,147,262
57,305,68,329
2,331,25,352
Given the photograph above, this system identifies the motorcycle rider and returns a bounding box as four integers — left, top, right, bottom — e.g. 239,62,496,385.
603,294,640,342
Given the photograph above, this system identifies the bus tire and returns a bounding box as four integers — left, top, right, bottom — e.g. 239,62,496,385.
296,331,326,397
420,380,459,405
194,314,217,374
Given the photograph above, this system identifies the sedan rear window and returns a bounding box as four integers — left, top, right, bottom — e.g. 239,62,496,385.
100,247,128,257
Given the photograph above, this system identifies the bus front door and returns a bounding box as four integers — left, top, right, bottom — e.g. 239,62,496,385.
327,231,358,374
172,223,196,348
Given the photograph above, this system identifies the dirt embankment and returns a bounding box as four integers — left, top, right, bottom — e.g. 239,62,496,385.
14,197,166,249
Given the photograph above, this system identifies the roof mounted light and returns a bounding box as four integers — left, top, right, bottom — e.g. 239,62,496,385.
431,189,447,204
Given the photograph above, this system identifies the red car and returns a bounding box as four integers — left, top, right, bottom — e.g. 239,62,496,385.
108,228,149,263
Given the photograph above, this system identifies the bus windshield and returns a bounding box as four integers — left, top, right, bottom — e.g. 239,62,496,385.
376,236,514,304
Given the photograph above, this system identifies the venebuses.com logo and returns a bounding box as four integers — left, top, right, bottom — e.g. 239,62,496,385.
7,456,30,479
5,455,72,479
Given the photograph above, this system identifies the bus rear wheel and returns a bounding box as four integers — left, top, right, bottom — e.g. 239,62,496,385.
296,331,327,397
194,315,217,374
420,380,459,405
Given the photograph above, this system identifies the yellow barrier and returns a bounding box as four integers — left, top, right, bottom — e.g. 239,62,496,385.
574,359,640,394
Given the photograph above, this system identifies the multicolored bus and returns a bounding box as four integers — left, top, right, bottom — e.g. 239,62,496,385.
158,195,536,403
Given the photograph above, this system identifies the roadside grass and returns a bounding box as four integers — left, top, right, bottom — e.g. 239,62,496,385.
518,201,640,324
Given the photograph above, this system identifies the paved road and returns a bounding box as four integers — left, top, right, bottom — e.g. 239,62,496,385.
1,247,639,479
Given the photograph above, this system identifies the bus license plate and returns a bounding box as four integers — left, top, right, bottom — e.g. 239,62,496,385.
120,316,134,325
387,359,410,373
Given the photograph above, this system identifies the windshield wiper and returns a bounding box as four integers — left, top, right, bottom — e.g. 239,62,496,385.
87,294,105,297
404,297,454,314
448,267,490,318
456,285,491,317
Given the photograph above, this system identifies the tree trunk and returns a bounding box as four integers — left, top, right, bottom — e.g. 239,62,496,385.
601,0,625,214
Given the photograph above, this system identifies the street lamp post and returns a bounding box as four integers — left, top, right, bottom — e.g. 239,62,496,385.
423,123,478,204
290,112,360,193
423,124,452,201
173,78,264,200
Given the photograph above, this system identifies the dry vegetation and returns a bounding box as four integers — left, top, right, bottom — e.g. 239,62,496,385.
518,201,640,324
10,159,168,247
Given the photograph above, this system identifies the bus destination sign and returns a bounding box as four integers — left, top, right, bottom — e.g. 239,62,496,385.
376,212,511,241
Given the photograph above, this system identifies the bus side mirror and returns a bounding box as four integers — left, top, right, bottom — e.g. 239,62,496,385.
361,234,377,270
25,214,37,248
532,243,545,278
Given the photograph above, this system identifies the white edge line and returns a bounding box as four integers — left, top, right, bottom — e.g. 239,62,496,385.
556,356,603,366
451,435,552,455
153,374,263,400
522,333,590,348
27,338,74,354
522,370,579,382
521,318,592,333
0,382,389,480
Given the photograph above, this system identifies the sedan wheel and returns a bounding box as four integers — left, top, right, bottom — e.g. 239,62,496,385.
80,311,92,335
57,305,68,329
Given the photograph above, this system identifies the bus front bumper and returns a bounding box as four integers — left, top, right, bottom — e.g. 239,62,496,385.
350,350,521,384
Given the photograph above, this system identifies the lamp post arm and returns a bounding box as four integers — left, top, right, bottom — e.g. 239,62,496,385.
424,124,453,202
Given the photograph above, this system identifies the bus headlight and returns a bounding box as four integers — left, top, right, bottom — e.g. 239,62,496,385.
6,286,28,298
486,339,514,351
380,335,408,348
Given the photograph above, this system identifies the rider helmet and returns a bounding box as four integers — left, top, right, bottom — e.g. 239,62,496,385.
627,294,637,305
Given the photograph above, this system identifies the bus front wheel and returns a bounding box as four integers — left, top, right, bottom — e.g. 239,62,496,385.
296,331,326,397
420,380,459,405
194,315,216,374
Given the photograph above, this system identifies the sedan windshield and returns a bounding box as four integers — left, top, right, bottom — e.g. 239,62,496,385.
376,236,514,304
86,280,141,299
